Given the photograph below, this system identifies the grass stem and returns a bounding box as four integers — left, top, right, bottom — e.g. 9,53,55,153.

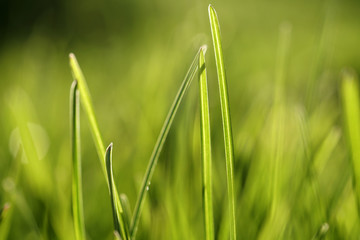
70,81,86,240
208,5,237,240
199,46,214,240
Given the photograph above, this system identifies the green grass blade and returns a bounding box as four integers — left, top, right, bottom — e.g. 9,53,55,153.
69,54,129,239
208,5,236,240
199,46,214,240
341,69,360,214
69,53,106,176
70,81,86,240
120,193,132,234
105,143,129,240
130,47,202,239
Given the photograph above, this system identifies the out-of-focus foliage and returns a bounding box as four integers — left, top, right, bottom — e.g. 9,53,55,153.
0,0,360,239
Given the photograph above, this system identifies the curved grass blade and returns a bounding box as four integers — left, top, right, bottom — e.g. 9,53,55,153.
199,46,214,240
70,81,86,240
105,143,129,240
130,47,202,239
69,53,106,176
69,54,129,239
208,5,236,240
341,69,360,214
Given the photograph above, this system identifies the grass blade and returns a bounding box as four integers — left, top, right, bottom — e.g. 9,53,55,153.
208,5,236,240
69,55,129,238
341,69,360,214
130,47,202,239
105,143,130,240
199,46,214,240
120,193,132,234
70,81,86,240
69,53,106,176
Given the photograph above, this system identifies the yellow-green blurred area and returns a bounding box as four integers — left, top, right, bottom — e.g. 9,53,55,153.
1,0,360,239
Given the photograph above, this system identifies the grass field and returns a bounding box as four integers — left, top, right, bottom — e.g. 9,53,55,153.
1,0,360,239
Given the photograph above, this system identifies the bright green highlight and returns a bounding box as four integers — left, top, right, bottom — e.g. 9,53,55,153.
69,53,106,176
199,46,214,240
208,5,237,240
342,70,360,214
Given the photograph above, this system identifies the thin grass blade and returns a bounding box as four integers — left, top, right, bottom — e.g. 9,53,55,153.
69,54,129,239
70,81,86,240
199,46,214,240
105,143,129,240
120,193,132,233
69,53,106,176
130,47,202,239
208,5,236,240
341,69,360,215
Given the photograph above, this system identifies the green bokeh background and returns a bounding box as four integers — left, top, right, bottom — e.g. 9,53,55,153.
1,0,360,239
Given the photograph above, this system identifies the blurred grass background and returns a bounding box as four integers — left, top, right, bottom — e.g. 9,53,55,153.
1,0,360,239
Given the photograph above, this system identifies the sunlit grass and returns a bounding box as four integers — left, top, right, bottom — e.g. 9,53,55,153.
1,2,360,239
208,5,236,240
199,45,214,240
342,69,360,213
69,54,129,239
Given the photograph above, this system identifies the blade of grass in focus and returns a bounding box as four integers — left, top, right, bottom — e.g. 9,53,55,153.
70,81,86,240
130,47,202,239
69,53,106,176
69,54,129,238
341,69,360,214
105,143,129,240
199,46,214,240
208,5,236,240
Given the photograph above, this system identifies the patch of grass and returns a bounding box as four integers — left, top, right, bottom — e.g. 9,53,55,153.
2,2,360,239
69,54,129,239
